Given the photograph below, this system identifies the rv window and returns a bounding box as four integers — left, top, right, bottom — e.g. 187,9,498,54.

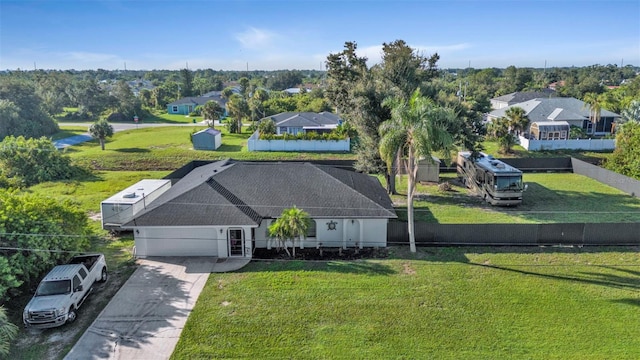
496,176,523,191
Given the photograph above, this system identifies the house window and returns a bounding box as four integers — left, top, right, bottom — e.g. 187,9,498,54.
172,106,178,113
540,132,547,140
561,131,567,139
307,220,316,238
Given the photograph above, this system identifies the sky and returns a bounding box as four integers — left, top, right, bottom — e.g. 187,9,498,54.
1,0,639,71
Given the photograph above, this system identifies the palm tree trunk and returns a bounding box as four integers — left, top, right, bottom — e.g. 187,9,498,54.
407,149,417,253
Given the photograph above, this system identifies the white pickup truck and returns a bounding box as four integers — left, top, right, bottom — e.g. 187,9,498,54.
23,254,108,329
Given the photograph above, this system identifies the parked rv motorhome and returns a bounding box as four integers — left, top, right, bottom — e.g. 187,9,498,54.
457,152,526,206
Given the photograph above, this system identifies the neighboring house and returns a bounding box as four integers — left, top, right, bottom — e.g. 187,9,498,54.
122,160,396,258
191,128,222,150
490,90,556,110
167,91,227,116
487,97,620,135
127,79,156,97
265,112,342,135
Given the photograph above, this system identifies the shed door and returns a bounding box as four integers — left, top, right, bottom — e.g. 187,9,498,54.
228,228,244,257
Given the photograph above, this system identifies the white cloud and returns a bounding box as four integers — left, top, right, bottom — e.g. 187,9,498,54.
235,27,277,50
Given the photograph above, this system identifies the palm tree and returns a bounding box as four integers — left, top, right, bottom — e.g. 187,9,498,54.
504,106,529,137
0,306,18,357
379,89,456,252
268,206,310,257
488,117,516,154
88,118,114,150
583,92,602,132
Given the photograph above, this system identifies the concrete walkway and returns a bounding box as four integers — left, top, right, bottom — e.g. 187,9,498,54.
65,257,249,360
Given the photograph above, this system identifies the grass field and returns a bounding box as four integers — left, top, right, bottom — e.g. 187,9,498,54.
64,125,355,170
172,246,640,359
390,172,640,224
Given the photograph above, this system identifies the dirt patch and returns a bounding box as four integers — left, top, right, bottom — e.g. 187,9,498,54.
10,263,137,359
402,262,417,275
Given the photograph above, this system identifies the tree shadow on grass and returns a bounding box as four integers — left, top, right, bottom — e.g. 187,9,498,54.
215,144,243,152
114,148,151,153
469,261,640,293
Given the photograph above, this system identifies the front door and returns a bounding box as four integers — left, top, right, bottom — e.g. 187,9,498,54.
228,228,244,256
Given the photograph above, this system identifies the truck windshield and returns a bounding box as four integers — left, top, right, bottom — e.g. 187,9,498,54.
495,176,523,191
36,280,71,296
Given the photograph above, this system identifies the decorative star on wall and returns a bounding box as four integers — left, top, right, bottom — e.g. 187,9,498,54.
326,220,337,231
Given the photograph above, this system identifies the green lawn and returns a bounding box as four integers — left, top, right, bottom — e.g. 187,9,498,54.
389,172,640,223
28,170,170,215
172,246,640,359
65,126,355,171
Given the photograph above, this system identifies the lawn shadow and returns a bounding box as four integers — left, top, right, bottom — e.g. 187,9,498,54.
65,258,199,358
114,148,151,153
509,182,640,222
216,144,243,152
247,249,396,276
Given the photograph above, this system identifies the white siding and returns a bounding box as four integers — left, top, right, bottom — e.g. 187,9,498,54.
253,218,388,249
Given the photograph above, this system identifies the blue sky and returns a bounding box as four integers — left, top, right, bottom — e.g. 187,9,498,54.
1,0,639,71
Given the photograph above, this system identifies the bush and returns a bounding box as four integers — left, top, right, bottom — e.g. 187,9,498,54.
0,190,92,301
0,136,75,187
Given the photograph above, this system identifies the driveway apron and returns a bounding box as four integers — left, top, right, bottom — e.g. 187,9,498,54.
65,257,249,359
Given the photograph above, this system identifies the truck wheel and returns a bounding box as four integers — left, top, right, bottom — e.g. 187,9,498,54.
98,267,108,283
67,308,77,324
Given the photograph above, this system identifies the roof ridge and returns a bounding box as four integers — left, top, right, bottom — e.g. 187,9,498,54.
206,177,262,224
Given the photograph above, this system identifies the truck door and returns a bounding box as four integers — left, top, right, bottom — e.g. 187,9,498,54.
71,275,83,303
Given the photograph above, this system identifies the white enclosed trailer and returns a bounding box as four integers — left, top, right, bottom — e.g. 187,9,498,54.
101,179,171,230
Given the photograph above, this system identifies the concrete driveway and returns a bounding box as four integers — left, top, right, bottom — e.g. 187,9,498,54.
64,257,249,360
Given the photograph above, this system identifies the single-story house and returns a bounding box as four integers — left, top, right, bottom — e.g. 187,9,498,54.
121,160,396,259
490,90,556,110
529,121,570,140
487,97,620,135
191,128,222,150
167,91,228,116
262,112,342,135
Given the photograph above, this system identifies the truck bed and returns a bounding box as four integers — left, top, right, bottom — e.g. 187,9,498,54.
68,254,102,272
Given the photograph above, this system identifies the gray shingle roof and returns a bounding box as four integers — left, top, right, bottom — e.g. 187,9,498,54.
489,97,620,122
125,161,396,227
491,90,556,105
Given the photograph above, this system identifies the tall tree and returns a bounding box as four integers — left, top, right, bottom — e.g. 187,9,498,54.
180,68,194,97
249,88,270,121
268,206,311,257
202,100,224,123
379,39,439,99
379,89,456,252
619,100,640,125
583,92,603,130
0,78,59,138
226,94,249,134
89,118,114,150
